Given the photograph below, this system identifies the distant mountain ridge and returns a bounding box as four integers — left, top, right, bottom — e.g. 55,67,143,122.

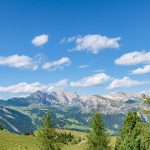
0,90,149,134
26,90,147,114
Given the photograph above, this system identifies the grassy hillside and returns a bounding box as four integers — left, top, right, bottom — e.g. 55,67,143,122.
0,130,38,150
0,104,125,134
0,130,116,150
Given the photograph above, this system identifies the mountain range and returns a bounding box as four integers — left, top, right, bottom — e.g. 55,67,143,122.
0,90,149,134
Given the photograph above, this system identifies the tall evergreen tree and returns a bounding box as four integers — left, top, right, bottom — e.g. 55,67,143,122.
37,112,60,150
87,112,110,150
115,112,142,150
141,123,150,150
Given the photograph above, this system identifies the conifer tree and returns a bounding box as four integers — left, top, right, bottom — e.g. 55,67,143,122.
87,112,110,150
115,112,142,150
37,112,60,150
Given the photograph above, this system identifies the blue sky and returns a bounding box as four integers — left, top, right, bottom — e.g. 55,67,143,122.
0,0,150,98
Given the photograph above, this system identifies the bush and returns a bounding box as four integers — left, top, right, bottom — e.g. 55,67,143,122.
24,131,35,136
56,132,74,144
0,123,4,130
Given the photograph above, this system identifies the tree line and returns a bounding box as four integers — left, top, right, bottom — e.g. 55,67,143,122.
0,110,150,149
36,111,85,150
35,110,150,150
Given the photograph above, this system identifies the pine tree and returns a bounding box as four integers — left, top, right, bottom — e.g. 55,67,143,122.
115,112,142,150
143,126,150,150
87,112,110,150
37,112,60,150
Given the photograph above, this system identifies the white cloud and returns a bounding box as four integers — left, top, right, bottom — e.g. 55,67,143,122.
115,51,150,66
32,34,48,46
70,73,111,87
132,65,150,75
62,34,121,54
0,79,68,94
0,54,38,70
0,54,71,71
93,69,105,73
54,79,68,87
42,57,71,71
107,77,143,90
77,65,90,69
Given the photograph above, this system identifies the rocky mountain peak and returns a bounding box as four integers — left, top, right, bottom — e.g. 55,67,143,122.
103,92,141,101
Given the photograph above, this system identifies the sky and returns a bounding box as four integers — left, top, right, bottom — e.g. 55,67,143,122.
0,0,150,99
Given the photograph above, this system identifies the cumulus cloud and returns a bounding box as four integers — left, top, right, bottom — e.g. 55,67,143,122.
0,54,38,70
132,65,150,75
77,65,90,69
32,34,48,46
115,51,150,66
42,57,71,71
62,34,121,54
0,54,71,72
0,79,68,94
70,73,111,87
107,77,143,90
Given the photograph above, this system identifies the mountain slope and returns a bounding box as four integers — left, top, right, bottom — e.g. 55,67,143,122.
0,91,149,134
0,106,35,133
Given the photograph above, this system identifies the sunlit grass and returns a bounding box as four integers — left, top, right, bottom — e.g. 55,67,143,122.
0,130,116,150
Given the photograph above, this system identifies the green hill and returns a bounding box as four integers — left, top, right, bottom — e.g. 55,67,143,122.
0,130,116,150
0,106,35,133
0,130,38,150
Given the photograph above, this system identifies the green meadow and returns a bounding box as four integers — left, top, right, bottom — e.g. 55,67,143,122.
0,130,116,150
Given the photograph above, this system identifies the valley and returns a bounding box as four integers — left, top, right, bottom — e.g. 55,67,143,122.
0,91,149,134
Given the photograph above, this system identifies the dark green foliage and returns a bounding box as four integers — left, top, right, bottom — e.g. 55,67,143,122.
145,97,150,106
115,112,141,150
24,130,35,136
87,112,110,150
37,112,60,150
56,132,74,144
0,123,4,130
142,93,150,106
140,123,150,150
120,112,141,137
115,112,150,150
